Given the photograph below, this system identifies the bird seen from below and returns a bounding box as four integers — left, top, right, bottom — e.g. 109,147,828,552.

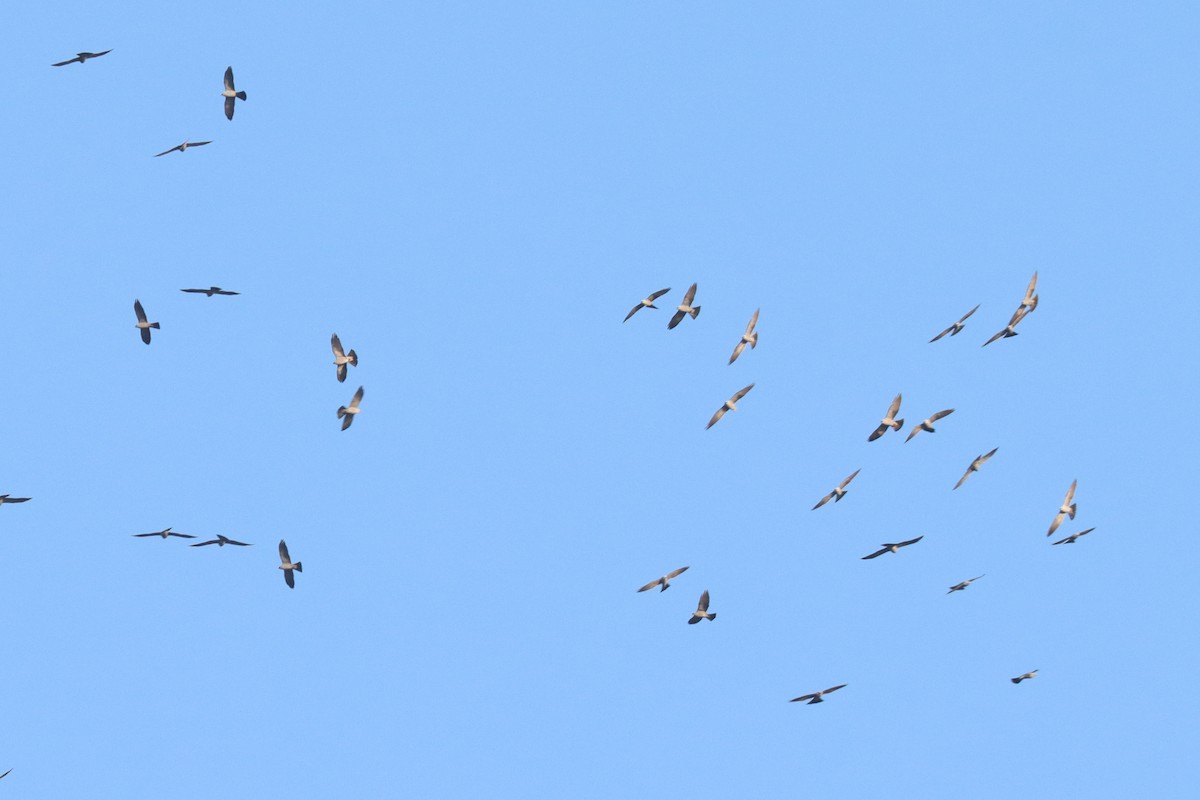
953,447,998,490
278,540,303,588
811,469,861,510
947,575,985,594
132,527,195,540
1046,480,1078,537
1012,670,1039,684
728,308,759,364
623,287,671,322
154,140,212,157
929,304,980,342
181,286,239,297
338,386,364,430
667,283,701,329
706,384,754,429
52,50,112,66
982,306,1029,347
861,536,924,560
0,495,31,507
905,408,955,442
1052,527,1096,545
688,590,716,623
867,394,904,442
637,566,689,593
133,300,160,344
331,334,359,383
222,66,247,120
191,535,252,547
789,684,847,704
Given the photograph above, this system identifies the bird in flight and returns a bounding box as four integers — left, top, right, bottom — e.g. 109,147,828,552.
688,590,716,624
154,140,212,157
1011,669,1038,684
52,50,112,66
1052,527,1096,546
947,575,985,594
279,539,303,588
789,684,847,704
905,408,954,442
1019,272,1039,314
637,566,689,593
953,447,998,490
191,535,252,547
222,66,248,120
331,334,359,383
811,469,861,510
623,287,671,322
0,495,31,506
133,299,160,344
728,309,760,364
181,286,238,297
861,536,924,560
132,527,195,540
0,768,10,780
338,385,364,430
929,304,980,342
706,384,754,429
982,306,1029,347
868,394,904,442
1046,480,1078,537
667,283,701,329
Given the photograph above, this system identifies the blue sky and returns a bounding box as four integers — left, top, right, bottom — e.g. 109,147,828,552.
2,2,1196,797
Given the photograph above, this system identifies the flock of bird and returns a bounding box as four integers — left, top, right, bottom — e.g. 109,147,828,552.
622,271,1097,702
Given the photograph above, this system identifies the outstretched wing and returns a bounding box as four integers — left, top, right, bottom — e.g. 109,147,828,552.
681,283,697,305
790,694,817,703
278,539,292,565
667,309,686,329
839,469,861,489
134,299,147,323
225,96,236,120
744,308,759,334
1063,480,1077,505
731,384,754,403
728,340,746,365
928,409,954,423
861,547,888,560
898,536,924,548
705,406,727,430
697,590,710,613
647,287,671,302
929,324,955,343
331,333,345,358
811,492,834,511
224,66,236,91
868,423,888,442
350,385,364,409
959,304,980,323
665,566,689,580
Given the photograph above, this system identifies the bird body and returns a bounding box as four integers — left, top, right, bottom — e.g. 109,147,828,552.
338,385,364,430
637,566,689,593
905,409,954,442
624,287,671,322
667,283,701,329
868,394,904,442
52,50,112,66
688,590,716,623
706,384,754,429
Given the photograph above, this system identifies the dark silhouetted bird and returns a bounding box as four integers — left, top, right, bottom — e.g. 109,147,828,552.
861,536,924,560
790,684,847,704
191,535,252,547
132,527,195,540
154,140,211,157
52,50,111,66
181,286,238,297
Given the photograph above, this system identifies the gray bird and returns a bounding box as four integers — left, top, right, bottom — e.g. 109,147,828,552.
728,309,759,364
953,447,998,490
191,535,252,547
338,385,364,430
982,305,1029,346
624,287,671,322
154,140,212,157
905,409,954,442
181,286,239,296
222,66,247,120
132,527,195,540
133,299,160,345
929,304,980,342
667,283,701,329
52,49,112,66
1020,272,1038,313
706,384,754,429
1052,527,1096,546
0,495,31,506
1011,669,1038,684
331,334,359,383
861,536,924,560
789,684,847,704
947,575,985,594
637,566,689,593
811,469,861,510
688,590,716,623
278,539,303,588
868,394,904,442
0,768,10,780
1046,480,1078,537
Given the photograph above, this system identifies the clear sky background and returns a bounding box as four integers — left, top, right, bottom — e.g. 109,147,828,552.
1,2,1196,797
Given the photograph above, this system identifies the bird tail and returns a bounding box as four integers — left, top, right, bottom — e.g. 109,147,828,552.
690,306,701,319
708,612,716,621
150,322,160,329
294,562,303,573
1068,503,1077,519
892,418,904,430
347,349,358,367
236,91,247,101
748,331,758,349
337,406,347,419
660,584,669,592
